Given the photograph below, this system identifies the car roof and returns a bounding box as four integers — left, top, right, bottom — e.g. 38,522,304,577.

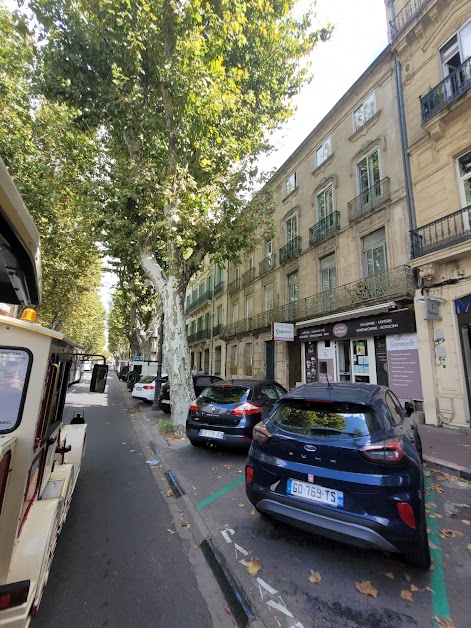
283,382,387,406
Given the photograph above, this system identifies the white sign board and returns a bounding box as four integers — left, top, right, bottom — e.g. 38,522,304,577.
272,322,295,341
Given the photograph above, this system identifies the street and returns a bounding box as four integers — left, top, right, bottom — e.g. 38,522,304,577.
32,373,232,628
126,392,471,628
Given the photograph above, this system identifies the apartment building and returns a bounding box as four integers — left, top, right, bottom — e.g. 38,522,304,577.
219,47,422,400
185,258,227,377
386,0,471,427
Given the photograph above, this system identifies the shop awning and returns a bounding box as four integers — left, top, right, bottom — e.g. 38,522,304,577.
295,302,398,329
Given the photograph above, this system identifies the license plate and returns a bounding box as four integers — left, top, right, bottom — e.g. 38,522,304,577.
287,479,344,507
160,399,170,404
199,429,224,440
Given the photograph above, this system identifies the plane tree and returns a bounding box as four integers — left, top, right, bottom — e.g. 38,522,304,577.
27,0,332,428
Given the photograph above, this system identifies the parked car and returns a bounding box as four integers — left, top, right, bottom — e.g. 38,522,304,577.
119,365,130,381
245,382,430,568
127,362,167,390
186,379,287,449
132,375,158,402
158,374,224,412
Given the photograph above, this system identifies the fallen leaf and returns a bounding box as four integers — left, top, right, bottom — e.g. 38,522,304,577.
181,521,190,529
355,581,378,598
430,562,436,571
423,470,432,476
129,449,135,452
467,544,471,550
224,464,232,470
400,590,413,601
167,529,175,534
462,519,471,525
225,607,232,615
427,528,432,534
384,572,394,580
405,574,411,582
428,542,439,550
439,529,463,538
410,584,419,592
250,510,256,516
426,586,434,592
433,618,456,628
192,543,200,550
246,558,262,575
308,571,321,584
435,513,443,519
166,489,174,497
239,503,246,508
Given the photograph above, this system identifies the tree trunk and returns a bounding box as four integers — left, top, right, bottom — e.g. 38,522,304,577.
140,251,194,431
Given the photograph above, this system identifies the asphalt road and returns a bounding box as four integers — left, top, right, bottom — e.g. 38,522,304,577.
149,413,471,628
33,373,230,628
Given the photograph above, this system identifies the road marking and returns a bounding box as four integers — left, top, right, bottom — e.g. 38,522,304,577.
425,475,452,627
196,475,245,509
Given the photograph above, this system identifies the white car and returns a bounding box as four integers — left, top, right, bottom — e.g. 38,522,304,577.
131,375,157,402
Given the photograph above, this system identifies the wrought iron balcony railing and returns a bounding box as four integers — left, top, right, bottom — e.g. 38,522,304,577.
389,0,429,41
212,324,224,337
228,277,240,294
309,211,340,247
242,267,256,286
279,237,302,265
348,177,390,223
259,254,276,276
185,289,213,314
220,265,416,339
421,57,471,124
214,280,224,296
411,205,471,258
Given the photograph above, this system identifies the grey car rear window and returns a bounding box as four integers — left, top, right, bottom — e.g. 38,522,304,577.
200,386,250,404
269,400,382,438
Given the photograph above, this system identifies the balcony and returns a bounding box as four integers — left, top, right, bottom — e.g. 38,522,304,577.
212,324,224,337
411,205,471,258
309,211,340,247
187,328,211,343
421,57,471,124
279,237,302,265
348,177,390,223
185,289,213,314
259,254,276,276
389,0,429,41
242,267,256,287
220,265,416,339
228,277,240,294
214,280,224,296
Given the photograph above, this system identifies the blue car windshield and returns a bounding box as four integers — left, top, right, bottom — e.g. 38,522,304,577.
269,400,382,438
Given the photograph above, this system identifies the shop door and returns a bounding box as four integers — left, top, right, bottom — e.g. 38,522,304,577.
305,342,318,383
337,341,351,381
265,341,275,381
288,339,302,388
460,325,471,409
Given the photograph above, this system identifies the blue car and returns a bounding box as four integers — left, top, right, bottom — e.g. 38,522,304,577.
245,382,430,568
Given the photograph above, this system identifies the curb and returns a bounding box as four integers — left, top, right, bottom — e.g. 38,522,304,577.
141,409,259,627
424,455,471,481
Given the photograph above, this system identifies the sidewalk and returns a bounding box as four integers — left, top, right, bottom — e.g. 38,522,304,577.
419,423,471,480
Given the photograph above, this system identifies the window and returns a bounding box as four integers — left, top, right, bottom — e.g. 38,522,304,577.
230,345,238,376
0,348,31,433
285,172,296,196
320,253,336,292
458,150,471,207
232,301,238,323
385,392,404,426
316,136,332,167
198,282,204,298
190,320,196,335
264,284,274,311
363,228,387,277
235,266,240,281
285,214,298,243
353,92,376,131
247,256,253,271
217,303,223,325
197,316,203,332
214,346,222,375
204,312,211,331
317,184,333,221
246,294,253,318
358,149,380,197
440,21,471,78
288,272,299,303
206,275,212,293
215,267,224,285
266,240,273,257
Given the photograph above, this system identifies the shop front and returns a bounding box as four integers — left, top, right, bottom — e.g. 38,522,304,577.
297,308,423,403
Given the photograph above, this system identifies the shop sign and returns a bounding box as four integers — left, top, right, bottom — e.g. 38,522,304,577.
386,333,423,400
272,322,295,341
298,309,415,342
